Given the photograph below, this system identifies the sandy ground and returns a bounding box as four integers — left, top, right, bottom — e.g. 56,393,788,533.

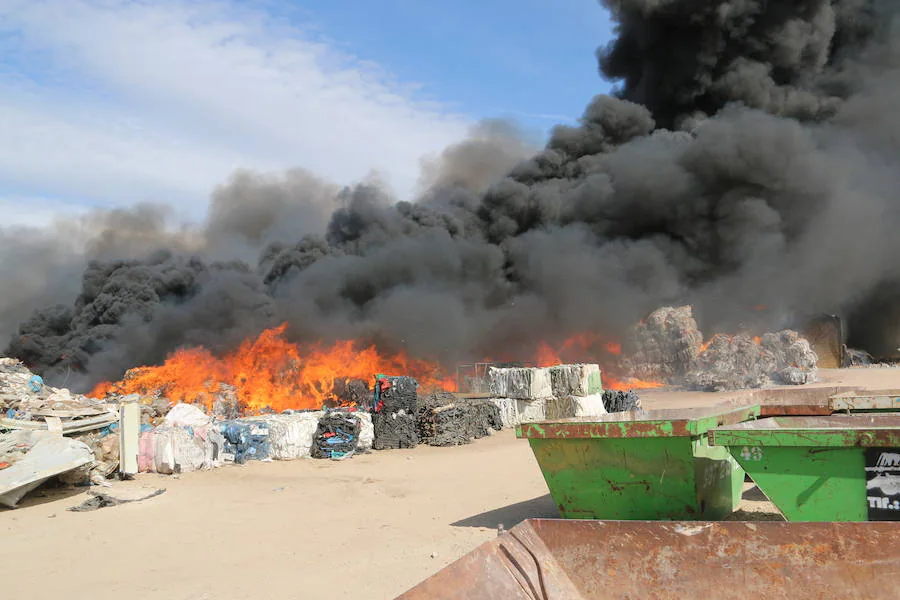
3,367,899,599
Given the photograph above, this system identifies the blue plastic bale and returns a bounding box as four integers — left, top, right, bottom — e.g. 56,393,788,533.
219,420,271,464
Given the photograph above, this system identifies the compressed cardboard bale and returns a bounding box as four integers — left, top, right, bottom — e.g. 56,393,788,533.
372,411,418,450
488,367,552,400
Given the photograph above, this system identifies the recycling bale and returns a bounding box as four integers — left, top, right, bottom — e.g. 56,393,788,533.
417,392,503,447
372,410,418,450
219,420,271,464
374,375,418,414
311,412,362,459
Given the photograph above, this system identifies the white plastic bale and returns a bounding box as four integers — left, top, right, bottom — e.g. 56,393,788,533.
488,398,546,427
149,427,213,473
545,396,576,420
544,394,608,419
355,412,374,451
487,367,553,400
489,398,518,429
153,428,176,474
194,424,226,469
516,398,546,423
571,394,607,417
245,413,322,460
163,403,212,428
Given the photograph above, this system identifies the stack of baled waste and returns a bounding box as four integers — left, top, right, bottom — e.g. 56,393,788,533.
489,364,607,427
488,366,553,428
544,364,607,419
138,403,226,474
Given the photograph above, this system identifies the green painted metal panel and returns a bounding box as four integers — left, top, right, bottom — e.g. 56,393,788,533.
728,446,865,521
526,433,745,520
711,415,900,522
517,405,760,440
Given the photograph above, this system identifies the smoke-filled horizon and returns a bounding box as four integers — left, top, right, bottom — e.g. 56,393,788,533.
3,0,899,391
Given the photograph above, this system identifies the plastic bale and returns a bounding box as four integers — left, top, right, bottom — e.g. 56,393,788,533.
356,412,374,451
245,412,322,460
219,420,271,464
488,367,552,400
549,364,603,397
163,403,212,428
150,426,208,474
138,430,157,473
489,398,518,429
488,397,547,427
545,394,608,419
311,412,362,459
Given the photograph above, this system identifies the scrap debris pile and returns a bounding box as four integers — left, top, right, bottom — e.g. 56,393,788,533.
624,306,819,392
417,391,503,447
0,355,639,508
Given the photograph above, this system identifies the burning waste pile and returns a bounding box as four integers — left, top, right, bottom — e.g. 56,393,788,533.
1,333,643,507
624,307,819,392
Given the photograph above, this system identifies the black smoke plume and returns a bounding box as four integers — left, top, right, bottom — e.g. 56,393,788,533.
4,0,900,391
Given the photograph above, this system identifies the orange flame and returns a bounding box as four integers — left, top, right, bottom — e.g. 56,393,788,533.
531,333,662,390
90,324,455,412
605,376,664,391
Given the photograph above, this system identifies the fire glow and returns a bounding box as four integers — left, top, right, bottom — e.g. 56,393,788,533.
91,324,455,412
91,325,663,411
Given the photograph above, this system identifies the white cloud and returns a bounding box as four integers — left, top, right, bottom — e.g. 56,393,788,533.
0,0,471,225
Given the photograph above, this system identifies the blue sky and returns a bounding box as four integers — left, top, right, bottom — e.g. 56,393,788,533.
0,0,616,226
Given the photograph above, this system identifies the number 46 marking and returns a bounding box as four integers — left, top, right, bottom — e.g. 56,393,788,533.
740,446,763,461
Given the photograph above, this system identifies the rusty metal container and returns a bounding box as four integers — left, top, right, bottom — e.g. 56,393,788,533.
711,414,900,521
398,518,900,599
516,406,760,520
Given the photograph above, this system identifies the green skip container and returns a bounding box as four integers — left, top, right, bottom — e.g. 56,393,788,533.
516,405,760,520
710,414,900,522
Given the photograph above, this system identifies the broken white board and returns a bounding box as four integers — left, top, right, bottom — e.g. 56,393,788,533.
119,399,140,476
0,433,93,508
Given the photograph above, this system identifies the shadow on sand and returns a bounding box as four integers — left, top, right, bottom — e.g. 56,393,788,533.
451,494,558,529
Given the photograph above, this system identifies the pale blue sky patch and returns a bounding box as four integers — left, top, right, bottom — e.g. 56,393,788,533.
0,0,615,226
